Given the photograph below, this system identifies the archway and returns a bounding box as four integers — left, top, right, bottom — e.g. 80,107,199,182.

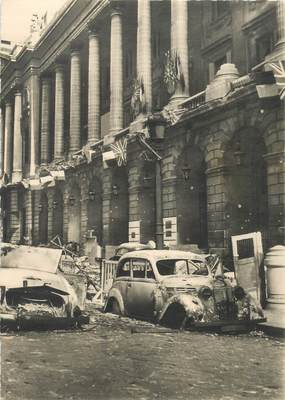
39,191,48,244
224,128,268,241
176,145,208,249
87,178,102,245
52,188,64,241
67,183,81,243
110,167,129,245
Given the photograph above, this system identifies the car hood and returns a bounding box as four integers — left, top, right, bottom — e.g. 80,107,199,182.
0,267,72,296
1,243,62,274
160,275,212,289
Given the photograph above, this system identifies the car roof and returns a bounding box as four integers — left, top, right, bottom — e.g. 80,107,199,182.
119,249,206,261
116,242,152,251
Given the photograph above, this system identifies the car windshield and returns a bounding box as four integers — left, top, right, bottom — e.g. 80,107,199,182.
156,259,209,276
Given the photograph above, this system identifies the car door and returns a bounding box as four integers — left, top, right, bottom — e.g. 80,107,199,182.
125,258,157,320
114,258,132,311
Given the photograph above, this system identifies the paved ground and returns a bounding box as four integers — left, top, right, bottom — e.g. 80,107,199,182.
1,308,285,400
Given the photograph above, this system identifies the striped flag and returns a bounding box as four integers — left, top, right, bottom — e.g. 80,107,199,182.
110,137,128,167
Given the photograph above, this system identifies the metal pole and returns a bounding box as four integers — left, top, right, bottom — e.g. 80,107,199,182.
155,159,164,249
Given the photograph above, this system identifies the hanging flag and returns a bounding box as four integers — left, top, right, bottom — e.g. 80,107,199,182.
110,137,128,167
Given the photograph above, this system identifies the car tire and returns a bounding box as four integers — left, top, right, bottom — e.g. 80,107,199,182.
110,299,122,316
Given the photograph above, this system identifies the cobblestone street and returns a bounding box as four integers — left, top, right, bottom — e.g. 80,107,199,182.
1,308,285,400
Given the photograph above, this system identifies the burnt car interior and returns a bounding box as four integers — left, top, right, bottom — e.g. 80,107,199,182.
156,259,209,276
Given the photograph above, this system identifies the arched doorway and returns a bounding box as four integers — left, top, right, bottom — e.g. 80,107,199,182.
110,167,129,245
67,184,81,243
39,191,48,244
224,128,268,242
87,178,102,245
53,188,64,241
176,145,208,249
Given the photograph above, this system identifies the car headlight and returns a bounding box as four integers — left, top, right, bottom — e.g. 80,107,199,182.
198,286,212,300
234,286,245,300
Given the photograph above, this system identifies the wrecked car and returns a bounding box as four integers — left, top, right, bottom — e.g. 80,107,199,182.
0,243,88,330
104,250,266,332
109,241,155,261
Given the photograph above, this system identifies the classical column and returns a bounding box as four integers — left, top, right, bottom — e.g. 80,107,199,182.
0,106,3,177
137,0,152,113
4,100,13,179
40,77,51,164
54,64,65,160
69,49,81,154
88,30,100,144
110,7,123,134
29,71,40,177
276,0,285,49
12,91,23,183
170,0,189,102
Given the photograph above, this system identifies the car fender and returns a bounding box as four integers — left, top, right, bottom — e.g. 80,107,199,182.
104,288,125,315
158,293,204,323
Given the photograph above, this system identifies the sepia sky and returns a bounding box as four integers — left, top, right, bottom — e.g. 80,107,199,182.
1,0,68,43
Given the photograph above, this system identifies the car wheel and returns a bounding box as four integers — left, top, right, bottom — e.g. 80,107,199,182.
110,299,122,316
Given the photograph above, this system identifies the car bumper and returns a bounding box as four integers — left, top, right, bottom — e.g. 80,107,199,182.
189,318,267,332
0,313,89,330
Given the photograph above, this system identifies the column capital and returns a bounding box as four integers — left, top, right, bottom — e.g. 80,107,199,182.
5,99,13,107
41,75,52,84
54,63,65,73
110,3,123,17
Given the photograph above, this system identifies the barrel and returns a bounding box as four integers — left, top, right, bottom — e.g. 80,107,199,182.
264,245,285,307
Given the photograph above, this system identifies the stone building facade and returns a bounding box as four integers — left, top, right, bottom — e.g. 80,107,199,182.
0,0,284,258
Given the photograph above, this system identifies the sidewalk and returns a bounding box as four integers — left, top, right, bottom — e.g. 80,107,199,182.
259,306,285,338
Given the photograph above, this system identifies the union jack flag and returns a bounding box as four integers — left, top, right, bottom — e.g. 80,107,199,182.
110,137,128,167
268,61,285,101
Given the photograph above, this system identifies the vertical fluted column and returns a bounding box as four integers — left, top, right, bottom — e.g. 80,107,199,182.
4,101,13,179
12,91,23,183
137,0,152,113
40,77,51,164
110,8,123,134
30,71,40,177
276,0,285,48
171,0,189,101
69,50,81,154
54,64,65,160
88,31,100,144
0,106,3,177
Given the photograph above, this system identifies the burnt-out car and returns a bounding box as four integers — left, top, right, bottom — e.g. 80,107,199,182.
0,243,88,330
104,250,266,332
109,242,155,261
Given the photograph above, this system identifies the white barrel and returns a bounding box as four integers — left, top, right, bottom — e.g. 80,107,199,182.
265,245,285,305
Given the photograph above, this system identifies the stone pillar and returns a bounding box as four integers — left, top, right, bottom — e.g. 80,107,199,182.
40,77,52,164
54,64,65,160
170,0,189,102
47,192,54,241
0,106,3,177
265,152,285,246
32,190,41,245
276,0,285,49
137,0,152,113
9,189,20,244
88,31,100,144
3,101,13,179
12,91,23,183
110,7,123,134
102,169,113,251
69,50,81,154
25,190,33,245
29,71,40,177
206,165,228,253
